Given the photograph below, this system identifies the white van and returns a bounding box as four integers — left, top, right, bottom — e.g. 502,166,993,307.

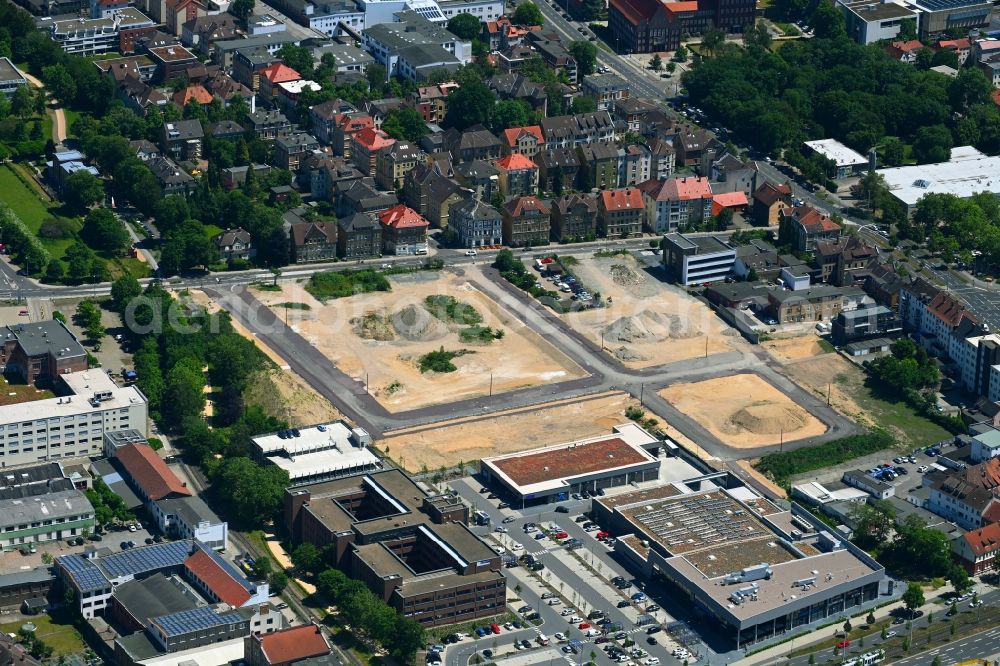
585,628,600,637
536,634,550,645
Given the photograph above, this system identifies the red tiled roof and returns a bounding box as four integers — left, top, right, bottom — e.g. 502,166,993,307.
257,625,330,665
502,126,544,149
711,191,748,215
261,63,300,84
353,127,395,151
172,84,213,107
927,291,980,327
938,38,970,50
983,500,1000,524
791,206,841,233
753,181,791,206
504,195,549,217
496,152,537,171
963,522,1000,556
609,0,664,25
491,437,649,487
116,444,190,501
663,0,698,16
992,89,1000,107
378,204,429,230
601,188,643,210
184,548,252,607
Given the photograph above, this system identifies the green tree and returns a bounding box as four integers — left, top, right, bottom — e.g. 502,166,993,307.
581,0,604,20
253,556,272,579
444,80,496,130
571,96,596,114
674,45,688,62
82,208,129,255
447,12,482,40
277,44,314,78
810,0,846,38
511,1,544,26
291,543,322,573
382,107,429,141
10,85,33,118
111,275,142,312
570,40,598,76
650,54,662,71
866,612,876,625
161,359,206,428
490,99,531,133
41,64,75,103
902,582,925,612
230,0,254,21
159,219,218,275
213,457,290,526
700,25,726,55
63,171,105,213
912,124,953,164
879,137,905,167
493,249,517,272
269,569,289,594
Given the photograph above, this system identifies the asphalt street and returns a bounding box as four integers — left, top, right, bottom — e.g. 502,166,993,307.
891,625,1000,666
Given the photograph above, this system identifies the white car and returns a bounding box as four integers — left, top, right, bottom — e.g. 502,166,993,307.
917,465,929,473
568,616,583,624
554,632,566,641
561,609,574,616
548,599,562,606
511,543,523,551
493,545,504,554
465,250,478,256
644,658,661,666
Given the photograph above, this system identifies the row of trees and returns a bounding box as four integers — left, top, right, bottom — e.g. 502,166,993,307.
317,568,425,662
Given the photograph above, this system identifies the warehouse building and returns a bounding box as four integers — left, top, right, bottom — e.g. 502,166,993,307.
595,482,886,649
480,423,661,506
877,146,1000,215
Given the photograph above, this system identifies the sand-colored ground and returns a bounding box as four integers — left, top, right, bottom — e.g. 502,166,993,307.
245,367,343,427
379,391,641,472
781,353,869,427
658,374,828,448
253,271,586,412
763,335,830,363
562,255,742,367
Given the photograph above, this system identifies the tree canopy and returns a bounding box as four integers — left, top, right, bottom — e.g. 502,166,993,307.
511,1,544,26
447,13,482,40
81,208,129,255
382,107,429,142
62,170,104,213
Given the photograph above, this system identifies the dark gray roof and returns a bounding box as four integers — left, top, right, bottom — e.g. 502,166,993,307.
579,141,620,161
113,573,200,625
116,632,164,661
146,156,194,187
456,160,499,180
276,132,320,151
156,495,222,527
534,148,581,169
338,212,380,232
3,320,85,359
583,73,628,93
207,120,245,137
398,42,459,69
163,120,203,142
91,459,143,510
0,568,54,589
453,197,500,220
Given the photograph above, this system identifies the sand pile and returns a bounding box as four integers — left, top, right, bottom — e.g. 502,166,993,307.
391,304,449,341
602,312,698,344
611,346,648,362
610,264,642,287
352,312,395,341
726,402,809,435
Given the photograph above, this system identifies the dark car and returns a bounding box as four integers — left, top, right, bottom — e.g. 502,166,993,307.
646,626,661,635
555,505,570,513
647,636,658,645
617,600,631,608
498,502,510,509
595,637,609,644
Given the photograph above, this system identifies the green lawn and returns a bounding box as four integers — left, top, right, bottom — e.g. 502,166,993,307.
0,612,87,655
63,108,80,138
0,164,81,274
202,223,225,240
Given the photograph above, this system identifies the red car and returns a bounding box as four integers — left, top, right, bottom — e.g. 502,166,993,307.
555,531,569,539
578,622,590,630
491,623,501,634
596,531,610,539
836,640,851,649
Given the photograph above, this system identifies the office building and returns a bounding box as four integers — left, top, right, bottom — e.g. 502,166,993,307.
831,306,903,345
45,7,156,55
0,462,95,550
838,0,920,44
0,58,27,99
877,146,1000,215
1,320,88,385
662,233,736,286
803,139,869,178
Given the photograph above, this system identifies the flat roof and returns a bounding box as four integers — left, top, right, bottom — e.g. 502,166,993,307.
877,147,1000,206
254,422,380,482
133,636,245,666
482,423,659,494
843,0,917,19
0,488,92,528
804,139,868,167
0,57,26,83
3,320,86,359
253,422,353,455
113,573,199,625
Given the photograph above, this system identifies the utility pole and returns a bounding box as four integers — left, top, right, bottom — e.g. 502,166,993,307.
489,373,493,397
827,382,831,405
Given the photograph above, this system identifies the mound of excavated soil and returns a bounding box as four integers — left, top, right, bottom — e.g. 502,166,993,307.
610,263,643,287
602,311,699,344
352,312,395,341
726,402,808,435
611,345,648,362
391,304,449,341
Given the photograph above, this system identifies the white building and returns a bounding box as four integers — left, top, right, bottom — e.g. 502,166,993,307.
803,138,869,178
877,146,1000,215
437,0,505,20
152,496,228,550
0,371,147,468
838,0,920,45
662,233,737,286
250,422,382,486
363,10,471,80
971,430,1000,463
44,8,156,55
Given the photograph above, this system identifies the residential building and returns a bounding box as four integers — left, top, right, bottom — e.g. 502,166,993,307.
803,139,869,178
450,198,503,248
337,212,383,258
766,285,858,324
0,320,88,385
864,262,903,311
550,193,598,242
331,112,375,157
502,196,550,247
376,141,423,190
425,175,465,230
733,240,780,281
533,148,580,193
274,132,320,172
494,152,539,197
181,13,237,53
47,8,156,55
674,126,717,170
529,37,578,83
283,469,504,626
445,126,502,163
411,82,459,123
751,181,791,227
214,32,301,69
599,188,644,238
161,120,203,160
938,37,972,64
814,236,878,286
876,146,1000,215
351,127,396,176
954,522,1000,574
780,206,842,252
289,220,338,263
221,164,272,189
247,108,292,140
403,159,451,218
378,204,430,255
662,233,736,286
502,126,545,157
146,156,195,194
206,119,245,140
710,152,757,196
232,47,280,91
438,0,505,21
972,430,1000,464
647,137,676,180
213,228,254,262
924,460,1000,530
455,160,500,201
259,62,301,100
245,624,332,666
579,142,622,191
540,111,617,148
487,73,548,116
620,143,651,187
885,38,925,63
581,74,630,111
337,179,397,217
147,45,199,83
838,0,920,45
831,306,903,345
638,176,712,233
0,463,95,551
0,58,27,100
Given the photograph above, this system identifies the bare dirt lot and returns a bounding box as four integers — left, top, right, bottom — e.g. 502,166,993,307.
244,368,342,427
378,391,642,473
562,255,743,367
253,271,586,412
763,335,830,363
658,374,828,448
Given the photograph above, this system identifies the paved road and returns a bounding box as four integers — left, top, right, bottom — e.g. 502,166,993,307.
891,625,1000,666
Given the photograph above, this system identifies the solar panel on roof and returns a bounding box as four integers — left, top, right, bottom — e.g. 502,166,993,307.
58,555,108,592
98,540,193,579
915,0,985,9
152,606,244,637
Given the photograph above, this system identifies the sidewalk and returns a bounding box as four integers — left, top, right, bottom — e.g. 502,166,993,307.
733,582,964,666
